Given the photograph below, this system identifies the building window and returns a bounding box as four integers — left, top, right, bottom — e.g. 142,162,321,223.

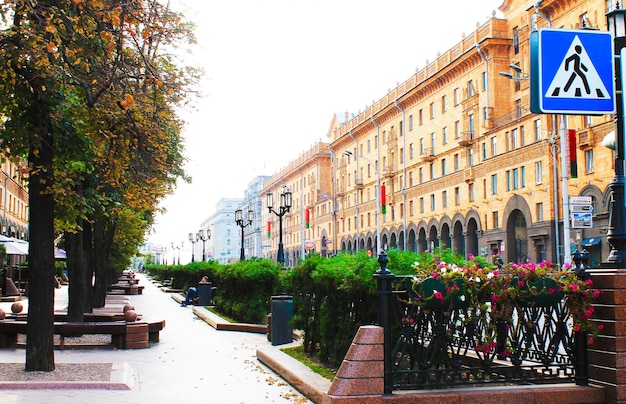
454,88,460,105
442,190,448,208
441,158,447,176
512,128,519,149
506,170,511,191
454,154,459,171
430,194,435,211
468,80,474,97
409,171,413,187
420,197,424,213
442,95,447,112
419,167,423,183
491,174,498,195
493,211,499,228
515,99,522,119
521,166,526,188
430,102,435,119
409,200,414,216
454,187,460,205
468,148,474,166
534,119,541,142
430,163,435,180
468,114,475,136
409,143,414,159
442,127,448,144
512,168,519,189
491,136,497,156
535,161,543,184
513,26,519,54
419,138,424,155
419,109,423,125
469,183,475,202
536,202,544,221
585,149,595,173
482,71,488,91
409,115,413,131
482,142,487,160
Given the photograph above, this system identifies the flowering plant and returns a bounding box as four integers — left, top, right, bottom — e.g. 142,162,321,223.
404,251,602,345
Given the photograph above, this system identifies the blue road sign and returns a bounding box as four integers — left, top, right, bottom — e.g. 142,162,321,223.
531,29,615,115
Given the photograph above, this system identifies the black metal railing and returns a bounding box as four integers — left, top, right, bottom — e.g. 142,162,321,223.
375,252,589,393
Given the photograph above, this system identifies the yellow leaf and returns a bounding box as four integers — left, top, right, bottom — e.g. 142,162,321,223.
41,85,46,91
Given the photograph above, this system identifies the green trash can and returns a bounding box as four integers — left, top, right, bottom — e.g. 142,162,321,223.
270,295,293,346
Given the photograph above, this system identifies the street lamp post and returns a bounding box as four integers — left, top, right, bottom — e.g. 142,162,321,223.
267,187,292,264
198,229,211,262
188,232,198,263
343,150,381,255
606,5,626,267
235,206,254,261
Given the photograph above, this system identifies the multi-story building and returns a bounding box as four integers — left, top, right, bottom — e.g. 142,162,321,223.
241,175,270,260
201,197,243,264
0,158,29,241
261,139,334,266
260,0,617,267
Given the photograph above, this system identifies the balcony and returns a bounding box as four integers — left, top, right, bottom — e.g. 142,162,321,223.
421,148,436,162
458,131,476,147
463,168,474,183
383,165,396,178
355,177,364,189
578,128,595,149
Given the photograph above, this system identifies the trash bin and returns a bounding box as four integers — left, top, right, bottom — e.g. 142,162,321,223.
197,282,213,306
270,295,293,346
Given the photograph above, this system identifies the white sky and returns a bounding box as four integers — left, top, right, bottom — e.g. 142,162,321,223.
147,0,504,253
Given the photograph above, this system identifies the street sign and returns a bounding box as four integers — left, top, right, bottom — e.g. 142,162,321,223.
571,204,593,213
531,29,615,115
571,196,592,205
572,212,593,228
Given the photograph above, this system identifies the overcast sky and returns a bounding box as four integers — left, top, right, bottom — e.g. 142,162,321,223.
147,0,504,254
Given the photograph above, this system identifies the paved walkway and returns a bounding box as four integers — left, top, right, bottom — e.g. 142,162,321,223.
0,273,313,403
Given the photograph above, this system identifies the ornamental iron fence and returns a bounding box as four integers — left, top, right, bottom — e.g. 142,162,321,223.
375,252,589,394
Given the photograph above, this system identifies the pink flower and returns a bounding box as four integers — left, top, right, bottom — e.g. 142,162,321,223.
518,281,525,287
548,288,556,294
432,273,439,279
589,337,595,345
434,292,443,300
571,284,579,291
598,324,604,330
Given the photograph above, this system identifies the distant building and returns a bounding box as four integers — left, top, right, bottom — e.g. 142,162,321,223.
201,197,243,264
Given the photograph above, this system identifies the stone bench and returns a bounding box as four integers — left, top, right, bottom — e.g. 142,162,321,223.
0,319,165,349
107,284,145,295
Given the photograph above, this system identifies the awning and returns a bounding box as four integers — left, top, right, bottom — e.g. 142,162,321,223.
55,247,67,259
0,239,29,255
581,237,601,248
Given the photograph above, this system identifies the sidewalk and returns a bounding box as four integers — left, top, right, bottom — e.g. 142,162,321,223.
0,273,317,403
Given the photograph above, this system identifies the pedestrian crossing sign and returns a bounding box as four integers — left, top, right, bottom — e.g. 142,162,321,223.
531,29,615,115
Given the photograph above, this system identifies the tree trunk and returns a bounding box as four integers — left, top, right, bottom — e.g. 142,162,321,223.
66,222,92,322
26,133,56,371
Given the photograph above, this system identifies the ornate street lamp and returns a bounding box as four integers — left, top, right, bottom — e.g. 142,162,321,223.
198,229,211,262
188,232,198,263
235,206,254,261
605,4,626,267
267,187,292,264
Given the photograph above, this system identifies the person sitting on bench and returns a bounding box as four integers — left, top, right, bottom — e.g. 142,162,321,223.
181,276,209,307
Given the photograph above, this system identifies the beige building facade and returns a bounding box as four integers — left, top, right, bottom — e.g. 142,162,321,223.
263,0,618,267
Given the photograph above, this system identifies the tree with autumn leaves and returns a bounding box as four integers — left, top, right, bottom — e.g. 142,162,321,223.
0,0,200,371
